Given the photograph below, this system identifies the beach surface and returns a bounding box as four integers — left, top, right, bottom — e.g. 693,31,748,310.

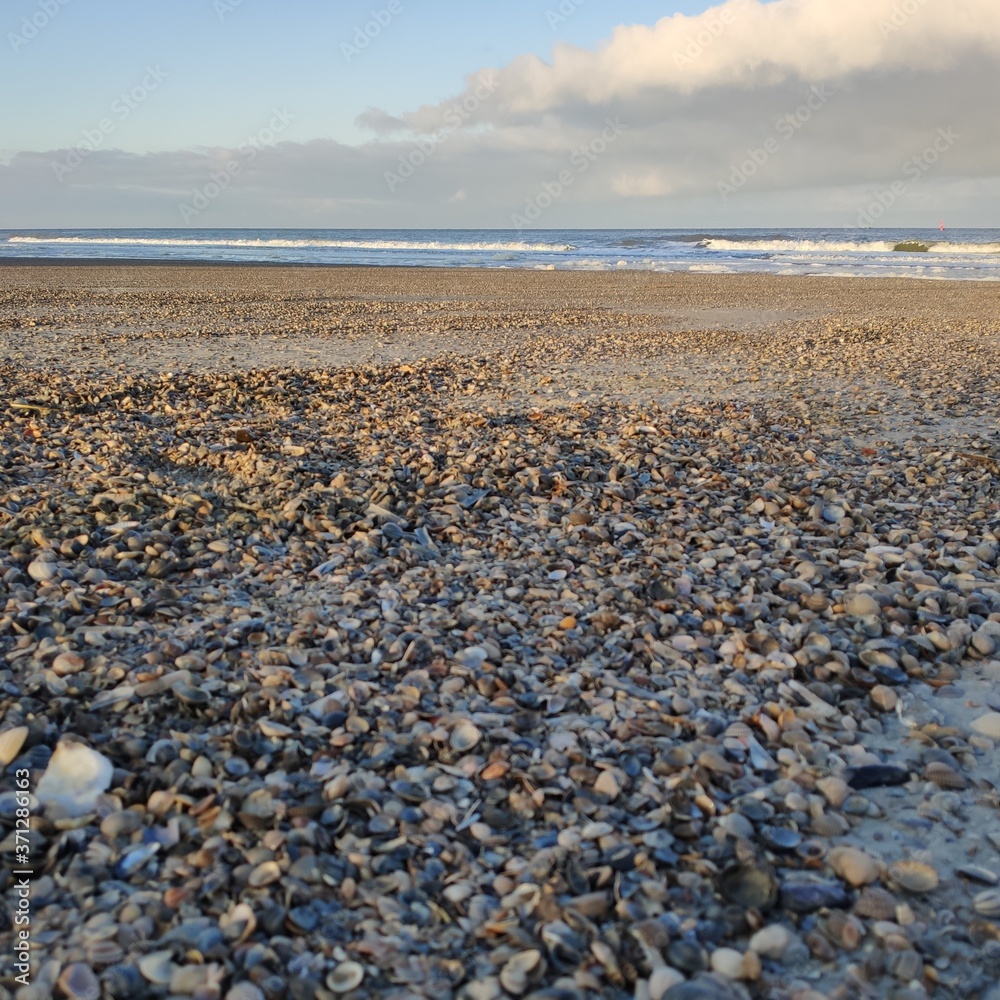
3,265,1000,1000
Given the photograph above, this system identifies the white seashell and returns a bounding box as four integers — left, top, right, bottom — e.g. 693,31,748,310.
499,949,541,995
36,738,114,818
27,558,58,582
450,719,482,752
139,950,178,986
326,961,365,993
219,902,258,944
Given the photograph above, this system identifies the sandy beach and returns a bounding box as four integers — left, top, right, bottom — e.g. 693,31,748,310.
3,264,1000,1000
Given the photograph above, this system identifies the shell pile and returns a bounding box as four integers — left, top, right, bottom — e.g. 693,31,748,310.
1,267,1000,1000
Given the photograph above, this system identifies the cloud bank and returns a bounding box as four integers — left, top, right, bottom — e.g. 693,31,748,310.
3,0,999,228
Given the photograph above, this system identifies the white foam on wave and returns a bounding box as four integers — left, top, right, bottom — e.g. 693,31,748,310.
703,238,1000,255
8,235,575,253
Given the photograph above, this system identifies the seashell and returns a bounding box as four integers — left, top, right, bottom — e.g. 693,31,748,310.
820,912,864,951
36,738,114,818
887,860,939,894
717,865,778,911
86,939,125,968
924,761,966,789
58,962,101,1000
115,841,160,878
649,967,686,998
238,789,279,830
958,865,999,885
225,984,266,1000
220,902,258,944
0,726,28,768
709,947,746,979
759,825,802,853
101,965,144,1000
175,683,210,707
969,920,1000,946
723,721,754,741
749,924,794,960
816,776,850,808
139,950,178,986
886,949,923,982
780,878,852,913
28,557,58,582
52,651,86,676
853,886,899,920
828,846,880,887
845,593,881,617
869,685,898,713
145,739,179,765
450,719,482,752
326,961,365,994
100,809,143,840
257,973,287,1000
973,889,1000,917
248,860,282,888
795,839,828,865
499,950,541,995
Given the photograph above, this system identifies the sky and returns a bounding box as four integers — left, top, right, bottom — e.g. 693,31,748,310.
2,0,998,229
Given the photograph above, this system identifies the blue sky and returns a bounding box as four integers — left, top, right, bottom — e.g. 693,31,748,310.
3,0,718,154
2,0,997,228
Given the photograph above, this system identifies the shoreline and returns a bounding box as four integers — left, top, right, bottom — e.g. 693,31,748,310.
2,255,1000,284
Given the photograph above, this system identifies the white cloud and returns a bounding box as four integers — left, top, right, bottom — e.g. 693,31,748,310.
3,0,999,227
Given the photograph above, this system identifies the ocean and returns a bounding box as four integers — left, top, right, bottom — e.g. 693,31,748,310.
3,228,1000,280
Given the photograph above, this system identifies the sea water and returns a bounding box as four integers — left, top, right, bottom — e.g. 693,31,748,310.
3,228,1000,280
